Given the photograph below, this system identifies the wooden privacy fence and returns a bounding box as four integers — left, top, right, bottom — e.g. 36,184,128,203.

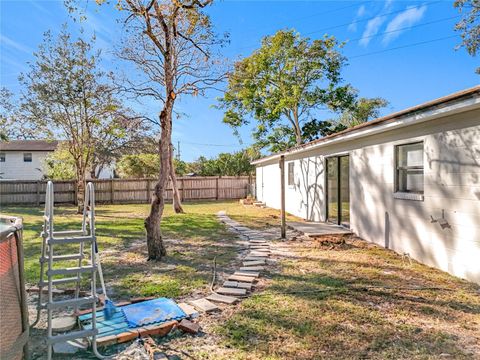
0,176,253,206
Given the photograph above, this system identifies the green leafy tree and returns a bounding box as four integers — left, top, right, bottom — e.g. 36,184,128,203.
19,25,145,211
0,88,24,141
190,148,260,176
454,0,480,74
116,153,187,178
117,154,159,178
43,143,76,180
219,30,387,152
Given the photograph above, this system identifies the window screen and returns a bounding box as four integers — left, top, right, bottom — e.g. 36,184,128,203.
24,153,32,162
395,142,424,193
288,162,294,186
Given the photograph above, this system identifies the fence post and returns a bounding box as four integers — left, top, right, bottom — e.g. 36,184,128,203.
110,179,114,204
146,179,151,203
215,177,219,200
36,181,40,206
180,178,184,201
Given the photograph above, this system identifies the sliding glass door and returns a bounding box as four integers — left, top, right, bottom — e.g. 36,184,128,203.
326,155,350,227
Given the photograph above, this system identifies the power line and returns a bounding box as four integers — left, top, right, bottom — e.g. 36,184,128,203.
349,34,459,59
346,15,459,43
234,1,371,50
234,1,442,53
180,141,249,147
305,1,442,36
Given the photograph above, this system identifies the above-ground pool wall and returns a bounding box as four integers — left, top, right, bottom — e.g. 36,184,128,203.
349,108,480,284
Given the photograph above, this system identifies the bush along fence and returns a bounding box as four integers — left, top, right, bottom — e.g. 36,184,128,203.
0,176,254,205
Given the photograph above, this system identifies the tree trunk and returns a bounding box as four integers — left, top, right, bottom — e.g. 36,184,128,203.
144,99,173,260
169,143,184,214
76,168,85,214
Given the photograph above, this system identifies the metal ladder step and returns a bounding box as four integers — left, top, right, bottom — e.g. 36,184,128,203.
39,277,80,287
47,329,98,345
48,236,95,245
46,296,97,310
41,254,84,262
47,265,96,276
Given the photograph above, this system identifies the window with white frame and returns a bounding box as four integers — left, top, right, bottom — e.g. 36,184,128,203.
288,162,294,186
395,142,424,193
23,153,32,162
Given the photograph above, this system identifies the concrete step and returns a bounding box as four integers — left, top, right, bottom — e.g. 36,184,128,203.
239,266,264,272
223,281,253,290
188,298,219,313
243,260,265,266
228,274,256,283
206,293,239,304
234,271,260,278
216,287,247,296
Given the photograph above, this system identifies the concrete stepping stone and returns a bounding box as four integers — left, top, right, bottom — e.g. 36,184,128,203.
243,260,265,266
223,281,253,290
216,287,247,296
244,256,267,261
240,266,265,271
206,293,239,304
250,246,270,250
250,240,267,244
249,252,269,257
178,302,199,319
229,274,256,283
189,298,219,313
52,316,77,332
234,271,260,278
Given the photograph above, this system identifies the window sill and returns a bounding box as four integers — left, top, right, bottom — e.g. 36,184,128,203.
393,192,424,201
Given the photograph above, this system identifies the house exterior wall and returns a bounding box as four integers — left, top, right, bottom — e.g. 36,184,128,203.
0,151,52,180
255,108,480,284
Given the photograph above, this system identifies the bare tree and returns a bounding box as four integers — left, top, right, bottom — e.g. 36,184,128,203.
108,0,227,260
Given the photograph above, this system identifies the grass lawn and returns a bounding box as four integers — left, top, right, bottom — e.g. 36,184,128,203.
3,201,291,299
3,201,480,359
215,238,480,360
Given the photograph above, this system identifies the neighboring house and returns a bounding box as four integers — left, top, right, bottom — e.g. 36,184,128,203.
0,140,115,180
253,86,480,284
0,140,58,180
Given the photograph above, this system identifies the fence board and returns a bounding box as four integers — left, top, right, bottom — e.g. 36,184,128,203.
0,176,253,205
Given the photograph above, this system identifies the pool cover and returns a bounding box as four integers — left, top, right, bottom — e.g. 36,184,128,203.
121,298,186,328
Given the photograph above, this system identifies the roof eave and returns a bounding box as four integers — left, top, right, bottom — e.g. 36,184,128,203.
252,89,480,166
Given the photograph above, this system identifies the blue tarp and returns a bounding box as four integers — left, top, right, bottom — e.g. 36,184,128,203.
79,297,187,337
121,298,186,328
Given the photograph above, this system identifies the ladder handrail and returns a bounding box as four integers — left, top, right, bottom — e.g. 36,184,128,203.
34,180,104,360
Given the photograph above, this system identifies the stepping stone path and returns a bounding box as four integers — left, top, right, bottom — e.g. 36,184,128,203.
185,210,275,317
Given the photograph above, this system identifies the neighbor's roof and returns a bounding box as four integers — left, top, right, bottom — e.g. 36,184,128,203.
0,140,59,151
252,85,480,165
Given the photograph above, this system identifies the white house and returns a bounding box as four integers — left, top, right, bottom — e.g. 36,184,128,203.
0,140,115,180
253,86,480,284
0,140,58,180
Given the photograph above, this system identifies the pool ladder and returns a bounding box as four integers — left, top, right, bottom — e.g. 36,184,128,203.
33,181,104,359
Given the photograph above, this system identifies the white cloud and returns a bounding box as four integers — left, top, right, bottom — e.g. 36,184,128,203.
0,35,32,54
348,5,366,32
359,15,387,46
383,5,427,45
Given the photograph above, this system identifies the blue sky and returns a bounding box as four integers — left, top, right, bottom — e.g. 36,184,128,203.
1,0,478,161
